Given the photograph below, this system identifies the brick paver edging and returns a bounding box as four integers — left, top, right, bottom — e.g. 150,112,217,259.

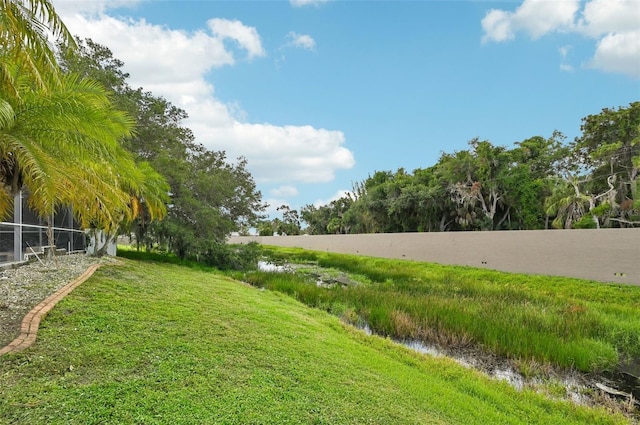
0,263,102,356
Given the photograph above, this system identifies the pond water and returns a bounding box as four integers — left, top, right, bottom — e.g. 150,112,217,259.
405,337,602,406
364,325,640,414
403,338,527,389
358,322,586,397
257,261,289,272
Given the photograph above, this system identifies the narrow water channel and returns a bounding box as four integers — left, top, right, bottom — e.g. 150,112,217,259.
357,321,592,404
365,319,639,413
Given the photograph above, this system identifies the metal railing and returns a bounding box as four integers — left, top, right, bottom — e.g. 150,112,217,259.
0,221,85,264
0,191,86,264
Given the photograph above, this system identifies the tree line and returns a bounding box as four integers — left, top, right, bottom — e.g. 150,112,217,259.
3,1,636,265
1,1,265,265
262,103,639,235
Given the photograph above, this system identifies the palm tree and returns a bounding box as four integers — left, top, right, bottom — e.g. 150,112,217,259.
1,0,75,100
544,177,590,229
1,60,169,254
1,0,78,218
1,1,169,256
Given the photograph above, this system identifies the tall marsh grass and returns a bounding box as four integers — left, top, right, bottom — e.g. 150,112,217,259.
245,246,640,373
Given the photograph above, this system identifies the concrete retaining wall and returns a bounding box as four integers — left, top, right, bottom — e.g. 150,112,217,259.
230,228,640,285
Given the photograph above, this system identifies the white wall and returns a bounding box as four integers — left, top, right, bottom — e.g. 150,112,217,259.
230,228,640,285
86,230,116,256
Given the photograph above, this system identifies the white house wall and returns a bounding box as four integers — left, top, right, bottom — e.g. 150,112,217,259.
230,228,640,285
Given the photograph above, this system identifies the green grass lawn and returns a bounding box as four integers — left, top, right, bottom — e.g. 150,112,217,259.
0,258,629,424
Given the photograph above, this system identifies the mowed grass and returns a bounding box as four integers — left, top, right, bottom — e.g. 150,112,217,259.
0,258,628,424
246,246,640,373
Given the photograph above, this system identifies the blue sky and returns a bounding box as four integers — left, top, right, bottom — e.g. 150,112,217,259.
54,0,639,218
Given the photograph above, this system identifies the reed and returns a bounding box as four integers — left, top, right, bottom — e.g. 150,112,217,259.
252,246,640,373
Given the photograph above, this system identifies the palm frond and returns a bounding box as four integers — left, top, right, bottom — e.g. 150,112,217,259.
0,98,15,130
0,185,13,219
0,0,76,98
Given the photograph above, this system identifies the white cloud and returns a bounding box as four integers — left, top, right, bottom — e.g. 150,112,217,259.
194,123,354,184
55,3,355,186
559,45,574,72
290,0,331,7
514,0,579,39
263,199,289,217
577,0,640,37
53,0,143,16
482,0,579,43
481,9,515,43
226,100,249,122
560,63,574,72
208,18,265,59
589,30,640,78
286,32,316,50
313,189,352,207
56,0,266,66
62,14,234,90
270,186,299,198
481,0,640,78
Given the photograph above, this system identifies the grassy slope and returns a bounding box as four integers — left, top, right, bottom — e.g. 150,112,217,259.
0,259,627,424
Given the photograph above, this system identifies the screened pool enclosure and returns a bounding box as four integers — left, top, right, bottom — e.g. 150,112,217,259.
0,192,85,264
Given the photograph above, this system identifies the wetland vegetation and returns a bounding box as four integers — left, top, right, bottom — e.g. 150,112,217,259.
236,245,640,414
243,246,640,374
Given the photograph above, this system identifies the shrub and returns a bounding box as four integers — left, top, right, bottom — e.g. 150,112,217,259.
202,241,262,271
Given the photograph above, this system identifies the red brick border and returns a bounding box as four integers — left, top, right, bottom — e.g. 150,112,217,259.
0,263,102,356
